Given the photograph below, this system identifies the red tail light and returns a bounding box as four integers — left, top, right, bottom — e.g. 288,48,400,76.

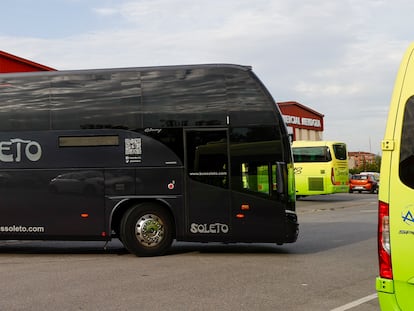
378,200,393,279
331,168,341,185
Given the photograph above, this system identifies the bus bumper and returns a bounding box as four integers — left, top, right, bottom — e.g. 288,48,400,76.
376,277,401,310
285,211,299,243
333,184,350,193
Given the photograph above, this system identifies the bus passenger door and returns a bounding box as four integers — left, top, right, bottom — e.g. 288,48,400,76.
228,124,290,243
230,160,288,242
184,129,231,241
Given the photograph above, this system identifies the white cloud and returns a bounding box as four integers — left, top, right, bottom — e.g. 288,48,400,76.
93,7,118,17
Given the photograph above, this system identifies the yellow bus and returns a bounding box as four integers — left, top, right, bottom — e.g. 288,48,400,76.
376,43,414,310
292,141,349,196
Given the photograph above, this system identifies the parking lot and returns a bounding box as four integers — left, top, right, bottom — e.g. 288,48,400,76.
0,193,379,310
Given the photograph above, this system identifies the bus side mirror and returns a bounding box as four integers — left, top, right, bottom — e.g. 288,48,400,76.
288,134,293,144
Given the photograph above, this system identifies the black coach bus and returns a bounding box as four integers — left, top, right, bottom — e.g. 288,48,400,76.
0,64,298,256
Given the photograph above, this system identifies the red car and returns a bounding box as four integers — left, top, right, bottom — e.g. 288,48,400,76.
349,174,379,193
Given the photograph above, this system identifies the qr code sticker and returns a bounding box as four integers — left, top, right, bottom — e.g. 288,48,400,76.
125,138,142,155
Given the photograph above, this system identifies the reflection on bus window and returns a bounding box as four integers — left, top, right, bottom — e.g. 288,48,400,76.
230,126,284,198
241,162,270,195
186,130,228,188
292,146,332,162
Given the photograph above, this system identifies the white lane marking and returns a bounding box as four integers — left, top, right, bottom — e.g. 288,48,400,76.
330,293,378,311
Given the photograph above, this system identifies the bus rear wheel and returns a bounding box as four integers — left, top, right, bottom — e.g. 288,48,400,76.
120,203,173,257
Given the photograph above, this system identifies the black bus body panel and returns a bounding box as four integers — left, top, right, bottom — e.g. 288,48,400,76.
0,64,298,245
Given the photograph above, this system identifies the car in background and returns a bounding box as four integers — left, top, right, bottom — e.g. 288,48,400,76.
349,173,379,193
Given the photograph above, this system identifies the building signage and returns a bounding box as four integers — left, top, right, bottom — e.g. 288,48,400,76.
282,115,322,129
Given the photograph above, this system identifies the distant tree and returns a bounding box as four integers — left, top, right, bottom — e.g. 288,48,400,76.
349,154,381,174
349,168,359,175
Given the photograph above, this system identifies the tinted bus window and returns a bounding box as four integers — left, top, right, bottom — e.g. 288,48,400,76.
230,126,284,197
399,96,414,188
226,70,277,126
50,72,141,130
186,130,228,188
141,68,227,128
333,143,347,160
292,146,332,162
0,76,51,131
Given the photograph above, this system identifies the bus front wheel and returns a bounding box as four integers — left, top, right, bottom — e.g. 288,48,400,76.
120,203,173,257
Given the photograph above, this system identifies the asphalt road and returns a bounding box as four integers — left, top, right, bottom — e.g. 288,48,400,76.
0,193,379,311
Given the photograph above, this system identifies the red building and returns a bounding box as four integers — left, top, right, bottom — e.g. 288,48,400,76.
277,101,324,141
0,50,55,73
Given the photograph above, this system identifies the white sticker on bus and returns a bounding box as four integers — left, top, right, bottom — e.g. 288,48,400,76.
125,138,142,163
190,223,229,234
0,138,42,162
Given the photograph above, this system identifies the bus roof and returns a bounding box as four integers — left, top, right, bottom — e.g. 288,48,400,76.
0,63,253,78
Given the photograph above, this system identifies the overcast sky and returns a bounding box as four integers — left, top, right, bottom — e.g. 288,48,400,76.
1,0,412,154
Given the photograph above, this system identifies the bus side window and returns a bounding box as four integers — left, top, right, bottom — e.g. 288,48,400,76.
399,96,414,188
241,162,270,195
230,126,284,198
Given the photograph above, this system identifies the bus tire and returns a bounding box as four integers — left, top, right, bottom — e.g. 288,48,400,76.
120,202,173,257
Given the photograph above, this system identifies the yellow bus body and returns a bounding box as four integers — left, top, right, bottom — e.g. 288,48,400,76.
376,43,414,310
292,140,349,196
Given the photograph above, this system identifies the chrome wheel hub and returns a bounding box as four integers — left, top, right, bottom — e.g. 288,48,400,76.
135,214,164,247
